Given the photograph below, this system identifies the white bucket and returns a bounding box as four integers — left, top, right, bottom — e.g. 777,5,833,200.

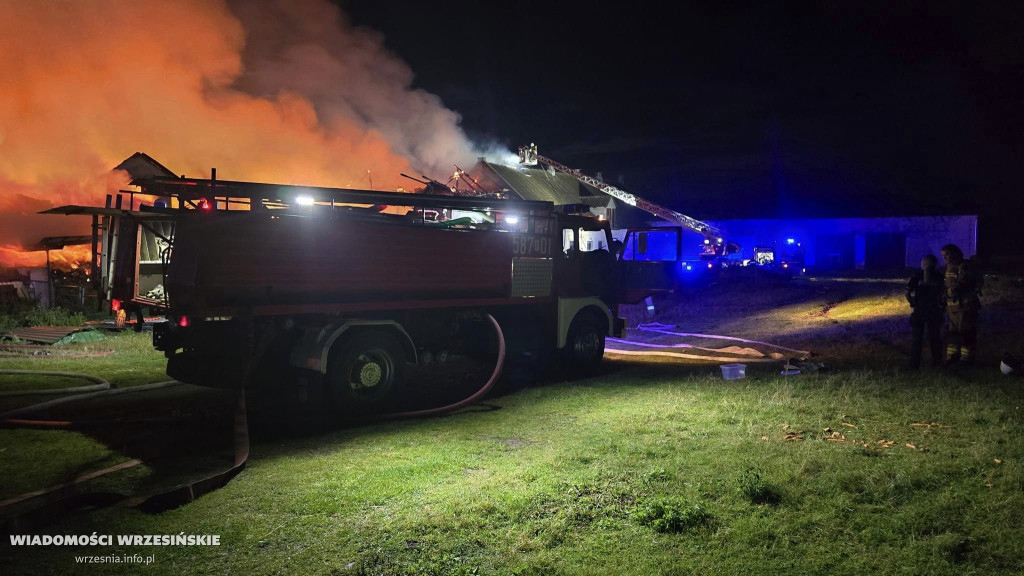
720,363,746,380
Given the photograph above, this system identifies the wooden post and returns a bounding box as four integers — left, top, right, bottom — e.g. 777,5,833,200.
45,249,53,309
92,214,101,311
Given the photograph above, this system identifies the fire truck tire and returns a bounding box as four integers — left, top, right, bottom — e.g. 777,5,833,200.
564,312,606,372
327,330,406,412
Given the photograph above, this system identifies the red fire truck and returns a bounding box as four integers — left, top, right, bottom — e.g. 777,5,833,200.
66,176,673,413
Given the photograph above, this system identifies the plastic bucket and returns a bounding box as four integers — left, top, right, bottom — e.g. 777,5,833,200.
720,363,746,380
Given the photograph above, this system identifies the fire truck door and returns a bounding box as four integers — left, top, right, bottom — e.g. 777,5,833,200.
111,215,175,308
618,227,680,303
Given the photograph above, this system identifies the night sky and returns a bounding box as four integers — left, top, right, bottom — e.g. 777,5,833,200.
343,1,1023,258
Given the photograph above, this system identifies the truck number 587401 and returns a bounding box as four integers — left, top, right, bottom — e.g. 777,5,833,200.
511,235,551,257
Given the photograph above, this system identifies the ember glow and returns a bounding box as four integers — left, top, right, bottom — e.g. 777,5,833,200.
0,245,93,272
0,0,504,268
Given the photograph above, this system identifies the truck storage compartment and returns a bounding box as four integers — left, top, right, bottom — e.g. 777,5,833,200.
167,211,517,311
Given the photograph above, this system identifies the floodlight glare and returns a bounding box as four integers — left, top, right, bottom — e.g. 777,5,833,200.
296,196,315,206
506,215,520,225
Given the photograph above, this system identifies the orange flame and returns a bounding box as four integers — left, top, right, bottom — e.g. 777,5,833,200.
0,0,492,269
0,245,92,272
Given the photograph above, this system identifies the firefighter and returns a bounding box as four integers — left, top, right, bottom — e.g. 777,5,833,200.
941,243,981,366
906,254,944,368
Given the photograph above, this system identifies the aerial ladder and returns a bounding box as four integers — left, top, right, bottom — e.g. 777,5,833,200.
518,143,738,256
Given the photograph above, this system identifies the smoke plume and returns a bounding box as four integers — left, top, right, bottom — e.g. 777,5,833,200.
0,0,502,267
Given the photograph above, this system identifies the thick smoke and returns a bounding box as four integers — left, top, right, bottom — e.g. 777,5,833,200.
0,0,506,267
228,0,484,175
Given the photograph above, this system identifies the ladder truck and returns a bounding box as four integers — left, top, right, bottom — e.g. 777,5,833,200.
518,143,738,258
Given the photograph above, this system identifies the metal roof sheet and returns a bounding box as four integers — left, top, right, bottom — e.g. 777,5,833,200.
578,196,616,208
3,326,94,345
479,161,608,205
26,236,92,251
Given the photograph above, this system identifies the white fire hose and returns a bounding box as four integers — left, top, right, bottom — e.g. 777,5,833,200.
605,322,810,364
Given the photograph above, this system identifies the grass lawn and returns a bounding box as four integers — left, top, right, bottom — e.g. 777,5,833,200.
1,332,171,502
1,278,1023,575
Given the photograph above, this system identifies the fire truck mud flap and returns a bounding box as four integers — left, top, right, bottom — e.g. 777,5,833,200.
166,351,247,388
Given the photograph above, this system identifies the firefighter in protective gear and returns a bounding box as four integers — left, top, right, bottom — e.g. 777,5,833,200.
941,244,981,366
906,254,944,368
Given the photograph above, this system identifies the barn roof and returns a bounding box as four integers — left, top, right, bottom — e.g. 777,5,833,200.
113,152,178,181
473,160,606,205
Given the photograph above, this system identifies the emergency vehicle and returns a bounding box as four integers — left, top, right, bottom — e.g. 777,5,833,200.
51,175,673,413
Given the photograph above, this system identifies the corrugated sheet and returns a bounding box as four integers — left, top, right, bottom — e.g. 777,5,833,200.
4,326,92,344
480,161,606,206
29,236,92,251
578,196,615,208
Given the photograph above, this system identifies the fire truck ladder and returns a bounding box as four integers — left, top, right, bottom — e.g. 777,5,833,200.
518,144,734,253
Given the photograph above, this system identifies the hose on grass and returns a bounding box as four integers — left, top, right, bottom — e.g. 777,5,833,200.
382,312,505,419
0,379,243,531
635,322,812,356
0,369,111,397
0,314,503,528
605,322,811,364
604,344,784,364
0,344,116,359
0,378,182,424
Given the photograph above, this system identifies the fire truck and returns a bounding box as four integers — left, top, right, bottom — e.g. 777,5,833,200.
51,175,670,413
753,238,806,275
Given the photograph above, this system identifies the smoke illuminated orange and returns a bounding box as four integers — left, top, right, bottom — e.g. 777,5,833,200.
0,0,495,269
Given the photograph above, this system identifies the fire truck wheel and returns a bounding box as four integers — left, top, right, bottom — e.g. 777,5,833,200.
564,312,606,372
328,331,406,412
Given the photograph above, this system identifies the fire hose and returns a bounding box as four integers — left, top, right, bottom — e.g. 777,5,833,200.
0,313,505,530
382,312,505,419
0,376,197,531
635,322,811,356
605,322,811,363
604,344,785,363
0,370,111,399
0,344,116,359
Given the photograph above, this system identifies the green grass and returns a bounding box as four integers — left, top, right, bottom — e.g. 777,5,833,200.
1,331,168,414
3,367,1022,575
1,332,169,501
1,282,1023,575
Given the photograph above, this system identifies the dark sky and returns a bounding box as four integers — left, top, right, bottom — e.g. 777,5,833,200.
342,1,1023,256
